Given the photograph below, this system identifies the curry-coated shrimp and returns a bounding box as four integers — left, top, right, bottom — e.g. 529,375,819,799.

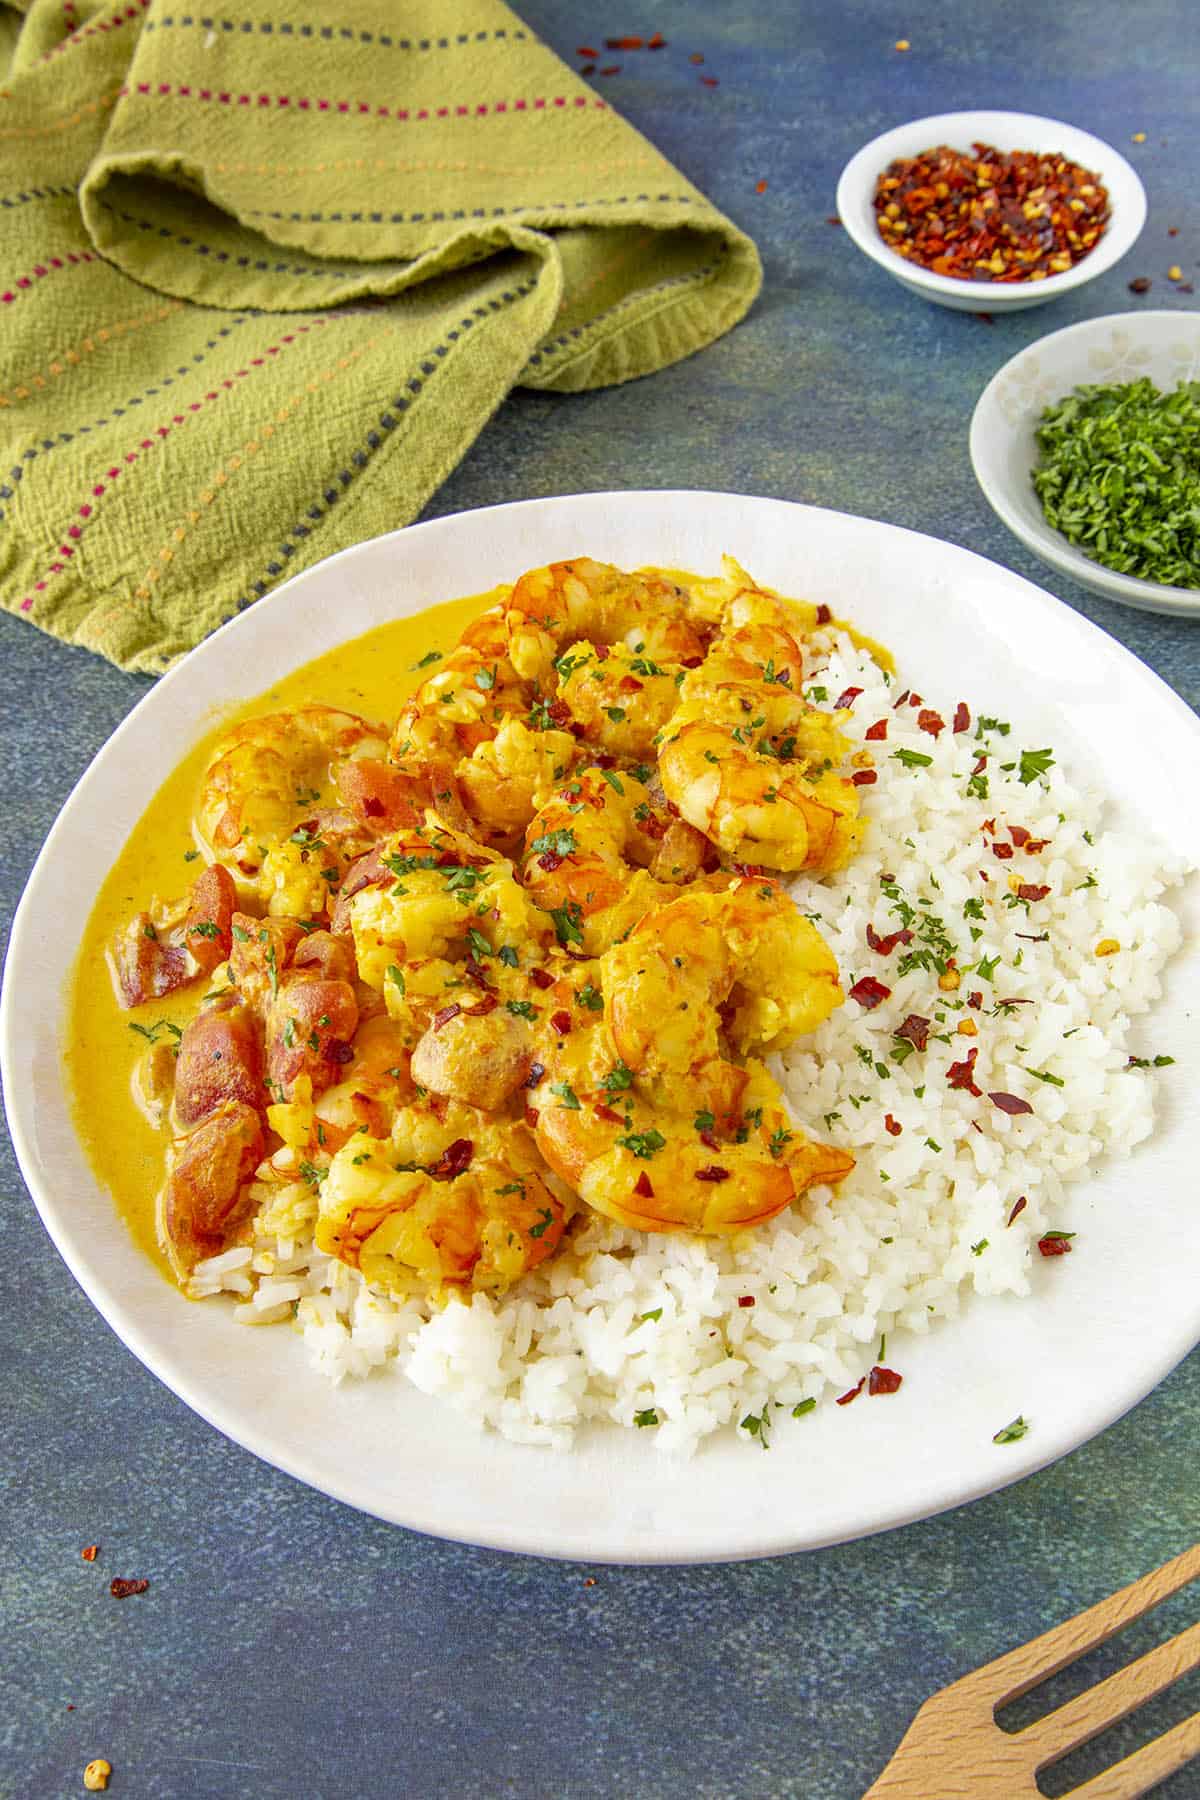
388,604,530,779
315,1100,573,1297
520,766,718,955
602,879,845,1094
553,640,685,760
502,559,711,688
528,1004,852,1235
454,713,578,851
196,706,417,917
657,691,862,873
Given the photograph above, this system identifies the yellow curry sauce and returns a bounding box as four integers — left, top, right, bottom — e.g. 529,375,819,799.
66,588,495,1278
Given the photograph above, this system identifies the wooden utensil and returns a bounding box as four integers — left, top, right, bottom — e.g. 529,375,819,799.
864,1542,1200,1798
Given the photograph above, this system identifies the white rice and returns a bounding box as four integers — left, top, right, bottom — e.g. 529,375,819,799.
189,631,1189,1455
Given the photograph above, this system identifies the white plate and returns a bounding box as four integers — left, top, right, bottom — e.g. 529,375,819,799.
836,111,1146,312
4,492,1199,1563
971,311,1200,616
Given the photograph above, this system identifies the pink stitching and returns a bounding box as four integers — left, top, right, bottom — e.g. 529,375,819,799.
38,0,148,64
1,250,94,305
18,319,327,615
116,84,607,120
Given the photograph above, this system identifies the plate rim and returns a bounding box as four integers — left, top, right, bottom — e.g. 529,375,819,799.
4,488,1199,1563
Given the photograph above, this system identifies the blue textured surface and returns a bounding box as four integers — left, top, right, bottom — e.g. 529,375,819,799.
3,4,1200,1797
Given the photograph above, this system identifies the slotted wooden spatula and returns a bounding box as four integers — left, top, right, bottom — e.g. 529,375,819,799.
864,1542,1200,1798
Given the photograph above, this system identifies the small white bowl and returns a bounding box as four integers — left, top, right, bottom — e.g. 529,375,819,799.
970,310,1200,617
836,110,1146,312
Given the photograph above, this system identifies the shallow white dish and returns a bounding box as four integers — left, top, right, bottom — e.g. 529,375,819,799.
4,491,1199,1563
836,110,1146,312
971,310,1200,616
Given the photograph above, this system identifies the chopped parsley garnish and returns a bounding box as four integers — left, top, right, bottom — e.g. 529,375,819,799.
768,1128,793,1159
693,1109,715,1132
506,999,537,1019
1128,1053,1175,1069
639,1308,663,1323
634,1408,659,1428
616,1128,666,1159
605,706,626,723
600,768,625,795
971,1239,989,1256
891,748,934,769
601,1062,634,1093
549,901,585,948
974,953,1000,982
792,1398,816,1419
412,649,442,669
550,1081,580,1110
530,828,576,859
498,944,520,968
528,1208,555,1239
1027,1067,1065,1087
993,1415,1030,1445
1018,747,1055,786
465,927,493,960
740,1404,772,1450
576,983,603,1011
473,665,496,691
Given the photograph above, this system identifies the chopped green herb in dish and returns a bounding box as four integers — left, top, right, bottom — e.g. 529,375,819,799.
1032,378,1200,589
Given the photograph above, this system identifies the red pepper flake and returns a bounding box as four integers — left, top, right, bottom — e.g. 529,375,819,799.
689,51,704,63
892,687,910,709
755,179,768,195
737,1294,755,1307
1024,837,1050,854
583,1576,597,1587
634,1170,654,1198
606,34,643,49
594,1102,624,1125
992,842,1014,860
432,1002,462,1031
953,702,971,733
525,1106,539,1127
826,214,843,226
947,1046,981,1095
538,849,564,873
873,142,1111,283
884,1113,902,1136
696,1165,731,1183
966,990,982,1010
464,992,498,1018
529,968,554,990
895,1013,930,1051
864,719,888,741
815,603,832,624
869,1365,903,1395
866,922,914,955
599,64,621,76
906,692,924,708
917,709,945,738
989,1092,1034,1116
836,1377,866,1405
110,1577,149,1599
429,1138,474,1181
1009,824,1030,846
972,755,988,777
732,861,767,878
1007,1195,1028,1227
834,686,864,710
1128,276,1152,294
848,975,891,1010
1037,1231,1075,1257
700,73,719,86
851,769,877,786
81,1545,99,1562
1017,883,1051,902
699,1130,720,1150
648,32,666,50
576,44,598,56
549,1009,572,1035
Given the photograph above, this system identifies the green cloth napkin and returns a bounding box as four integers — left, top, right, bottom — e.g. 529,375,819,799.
0,0,760,672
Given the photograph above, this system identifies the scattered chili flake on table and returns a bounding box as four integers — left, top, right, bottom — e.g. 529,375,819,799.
81,1544,99,1562
700,74,719,86
755,179,768,195
1128,276,1152,293
689,51,704,63
110,1576,149,1599
873,142,1110,282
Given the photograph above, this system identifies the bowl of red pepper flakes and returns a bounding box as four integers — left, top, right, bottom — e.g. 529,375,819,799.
837,111,1146,311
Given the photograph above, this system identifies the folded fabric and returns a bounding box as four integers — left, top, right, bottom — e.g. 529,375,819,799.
0,0,760,672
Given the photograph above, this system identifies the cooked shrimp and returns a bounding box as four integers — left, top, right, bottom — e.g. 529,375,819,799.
388,604,530,780
553,640,684,760
657,692,861,872
502,558,711,688
197,706,414,917
602,879,844,1090
454,713,578,851
520,765,717,955
530,1020,852,1235
315,1101,572,1297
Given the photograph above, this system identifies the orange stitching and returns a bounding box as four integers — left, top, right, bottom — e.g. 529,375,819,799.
0,303,183,408
559,228,656,316
124,330,393,608
0,88,119,136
